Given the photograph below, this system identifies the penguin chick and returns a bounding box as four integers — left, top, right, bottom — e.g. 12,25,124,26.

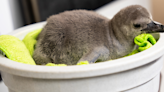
33,5,164,65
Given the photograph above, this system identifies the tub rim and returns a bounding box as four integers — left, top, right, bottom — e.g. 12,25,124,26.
0,21,164,79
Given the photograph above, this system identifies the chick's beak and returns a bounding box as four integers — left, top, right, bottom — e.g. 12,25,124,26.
141,21,164,33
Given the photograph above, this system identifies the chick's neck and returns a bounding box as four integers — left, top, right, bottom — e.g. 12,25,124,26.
108,20,136,59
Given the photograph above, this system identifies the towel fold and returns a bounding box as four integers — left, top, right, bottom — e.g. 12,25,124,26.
134,34,156,51
126,34,157,56
23,29,42,56
46,61,89,66
46,63,67,66
0,35,36,65
77,61,89,65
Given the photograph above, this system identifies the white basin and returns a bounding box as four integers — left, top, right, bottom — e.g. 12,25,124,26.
0,22,164,92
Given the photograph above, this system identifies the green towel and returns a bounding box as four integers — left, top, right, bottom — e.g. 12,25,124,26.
46,61,89,66
134,33,156,51
0,30,89,66
126,33,156,56
77,61,89,65
22,29,42,56
0,28,156,66
46,63,67,66
0,35,36,65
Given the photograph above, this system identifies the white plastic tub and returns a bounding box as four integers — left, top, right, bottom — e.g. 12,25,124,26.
0,22,164,92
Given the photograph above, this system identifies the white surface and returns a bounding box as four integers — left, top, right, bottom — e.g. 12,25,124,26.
8,0,24,30
0,0,23,35
0,71,162,92
1,55,163,92
0,72,162,92
0,82,8,92
160,67,164,92
96,0,152,19
125,74,160,92
0,0,14,35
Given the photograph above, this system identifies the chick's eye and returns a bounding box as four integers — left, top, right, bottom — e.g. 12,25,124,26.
133,24,141,28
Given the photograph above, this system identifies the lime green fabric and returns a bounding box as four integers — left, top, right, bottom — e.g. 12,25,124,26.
0,35,36,65
22,29,42,56
77,61,89,65
46,61,89,66
134,33,156,51
126,49,139,56
126,34,156,56
46,63,67,66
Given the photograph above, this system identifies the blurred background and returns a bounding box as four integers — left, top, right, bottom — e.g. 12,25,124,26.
0,0,164,92
0,0,164,35
0,0,114,34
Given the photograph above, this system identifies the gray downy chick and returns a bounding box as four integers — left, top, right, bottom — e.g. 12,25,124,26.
33,5,164,65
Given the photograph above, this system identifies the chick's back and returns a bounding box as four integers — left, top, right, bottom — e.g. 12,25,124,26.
33,10,110,65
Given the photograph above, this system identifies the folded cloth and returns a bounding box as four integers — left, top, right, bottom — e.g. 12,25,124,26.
126,34,157,56
0,35,36,65
46,61,89,66
22,29,42,56
0,30,89,66
134,33,156,51
46,63,67,66
22,29,90,66
77,61,89,65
